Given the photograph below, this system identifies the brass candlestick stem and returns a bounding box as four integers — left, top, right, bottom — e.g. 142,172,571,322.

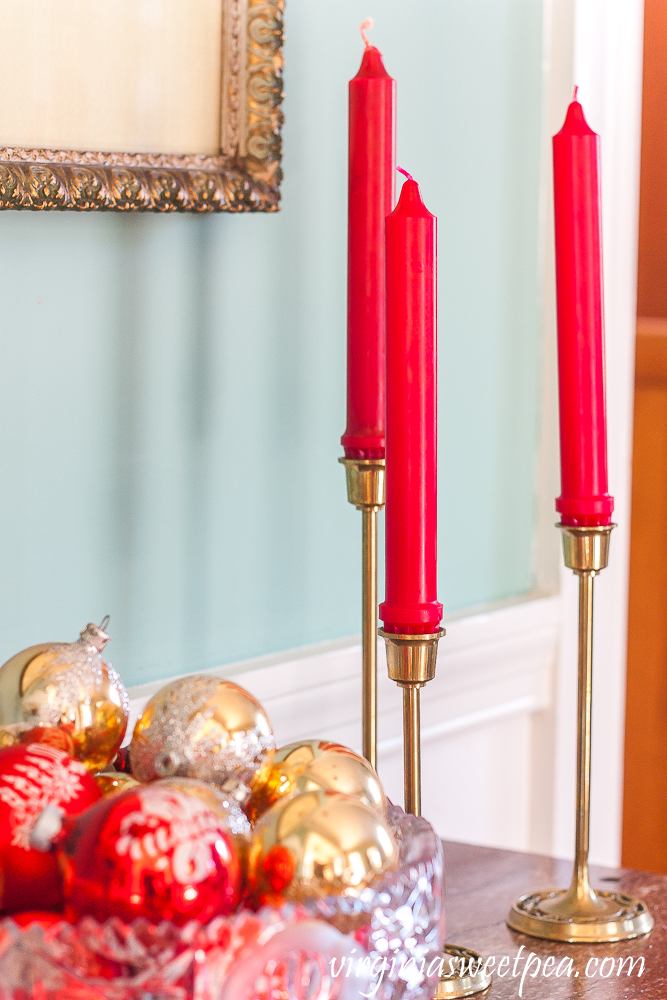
379,628,492,998
507,524,654,943
340,457,385,769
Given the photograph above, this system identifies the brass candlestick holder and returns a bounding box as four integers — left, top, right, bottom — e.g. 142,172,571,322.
340,457,385,769
379,628,492,998
507,524,654,943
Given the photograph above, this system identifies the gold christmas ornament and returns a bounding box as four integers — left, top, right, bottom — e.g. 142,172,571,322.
274,739,386,812
247,789,398,906
0,619,129,773
129,675,276,794
94,771,141,797
246,740,387,824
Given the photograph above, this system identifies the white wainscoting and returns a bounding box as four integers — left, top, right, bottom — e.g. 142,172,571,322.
126,594,561,857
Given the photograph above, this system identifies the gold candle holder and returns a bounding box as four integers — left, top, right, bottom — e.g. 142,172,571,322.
507,524,654,943
379,628,492,998
340,457,385,769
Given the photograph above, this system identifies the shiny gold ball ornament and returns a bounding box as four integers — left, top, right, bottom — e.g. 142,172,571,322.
94,771,141,797
272,739,386,813
0,619,129,773
129,675,276,795
247,789,398,906
245,740,387,824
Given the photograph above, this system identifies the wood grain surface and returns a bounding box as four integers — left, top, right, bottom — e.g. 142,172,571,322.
443,839,663,999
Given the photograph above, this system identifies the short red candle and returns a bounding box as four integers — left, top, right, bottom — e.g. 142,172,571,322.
553,93,613,526
379,174,443,633
341,25,396,460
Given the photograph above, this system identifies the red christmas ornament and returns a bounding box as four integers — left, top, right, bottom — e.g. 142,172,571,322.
59,784,242,926
0,742,101,914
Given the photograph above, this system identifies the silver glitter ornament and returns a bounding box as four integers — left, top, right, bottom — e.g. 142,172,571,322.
129,675,276,793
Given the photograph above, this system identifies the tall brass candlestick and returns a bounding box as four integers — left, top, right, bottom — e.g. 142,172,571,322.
340,457,385,769
379,628,493,998
507,524,654,943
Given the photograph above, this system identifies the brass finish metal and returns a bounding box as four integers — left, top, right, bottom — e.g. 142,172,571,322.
403,684,421,816
362,508,378,768
0,0,284,213
507,523,654,943
436,944,492,998
340,457,385,770
378,629,445,816
339,457,385,510
380,628,442,686
379,627,491,994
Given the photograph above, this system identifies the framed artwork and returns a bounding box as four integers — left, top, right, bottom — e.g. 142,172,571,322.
0,0,284,212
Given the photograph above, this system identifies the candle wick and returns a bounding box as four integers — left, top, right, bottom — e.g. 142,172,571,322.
573,84,579,101
360,17,374,48
397,166,414,182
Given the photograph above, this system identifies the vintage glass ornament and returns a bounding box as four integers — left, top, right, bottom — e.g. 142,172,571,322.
247,739,387,824
130,675,275,794
0,724,76,756
0,620,129,773
0,742,101,913
58,784,242,925
94,771,141,797
247,789,398,907
156,777,251,856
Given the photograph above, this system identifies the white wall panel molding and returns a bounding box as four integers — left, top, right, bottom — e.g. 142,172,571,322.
127,594,561,853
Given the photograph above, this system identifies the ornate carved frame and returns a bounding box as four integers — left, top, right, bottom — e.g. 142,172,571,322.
0,0,284,213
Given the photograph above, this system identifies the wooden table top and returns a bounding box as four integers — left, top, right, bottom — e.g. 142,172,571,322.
442,840,665,998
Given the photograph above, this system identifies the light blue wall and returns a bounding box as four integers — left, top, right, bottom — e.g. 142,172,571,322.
0,0,544,687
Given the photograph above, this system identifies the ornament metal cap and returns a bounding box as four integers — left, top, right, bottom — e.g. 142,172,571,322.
79,616,111,652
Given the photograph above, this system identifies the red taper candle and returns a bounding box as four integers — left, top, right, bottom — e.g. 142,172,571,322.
341,19,396,460
553,90,613,526
379,172,443,634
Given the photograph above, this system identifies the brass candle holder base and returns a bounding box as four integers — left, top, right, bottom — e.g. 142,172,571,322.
507,888,653,944
339,457,385,770
379,628,492,996
507,524,654,944
435,944,492,998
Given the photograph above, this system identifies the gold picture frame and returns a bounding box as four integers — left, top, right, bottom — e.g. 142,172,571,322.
0,0,284,213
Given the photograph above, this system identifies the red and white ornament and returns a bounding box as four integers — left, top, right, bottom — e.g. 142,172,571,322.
59,784,242,926
0,742,101,913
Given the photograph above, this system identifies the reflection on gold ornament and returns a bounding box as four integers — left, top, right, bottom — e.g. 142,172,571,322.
156,776,251,858
244,760,296,825
0,620,129,773
247,789,398,906
130,675,276,794
94,771,140,797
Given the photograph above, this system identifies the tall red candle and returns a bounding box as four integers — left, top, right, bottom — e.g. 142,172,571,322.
341,21,396,460
379,173,443,634
553,92,613,526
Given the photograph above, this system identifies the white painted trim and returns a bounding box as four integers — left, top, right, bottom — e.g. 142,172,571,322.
377,695,538,755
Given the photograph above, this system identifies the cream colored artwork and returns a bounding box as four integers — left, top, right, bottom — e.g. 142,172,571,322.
0,0,284,212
